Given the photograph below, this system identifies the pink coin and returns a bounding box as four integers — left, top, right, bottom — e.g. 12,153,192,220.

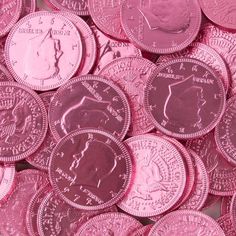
117,134,186,217
26,184,51,236
198,24,236,96
215,96,236,166
88,0,127,40
0,169,48,235
230,193,236,231
75,212,142,235
49,75,131,141
121,0,202,54
221,197,232,216
42,0,59,10
0,64,14,81
160,135,195,210
217,214,236,236
27,92,56,171
203,194,220,210
0,82,48,162
5,11,83,91
0,164,15,203
91,25,141,74
149,210,225,236
21,0,36,17
199,1,236,30
157,42,230,93
187,131,236,196
130,224,153,236
0,0,23,37
49,129,132,210
37,190,118,236
179,150,209,211
99,57,156,136
48,0,89,16
60,12,97,76
144,58,226,139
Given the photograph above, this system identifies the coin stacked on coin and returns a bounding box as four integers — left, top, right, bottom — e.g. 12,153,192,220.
1,0,236,235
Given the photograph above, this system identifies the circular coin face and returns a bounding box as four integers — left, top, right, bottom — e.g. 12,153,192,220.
117,134,186,217
157,42,230,94
88,0,127,40
75,212,142,236
187,131,236,196
49,75,131,141
121,0,201,54
49,129,132,210
0,82,48,162
99,57,156,136
144,58,226,139
215,96,236,166
199,0,236,30
48,0,89,16
0,0,23,37
5,11,83,91
149,210,225,236
37,191,118,236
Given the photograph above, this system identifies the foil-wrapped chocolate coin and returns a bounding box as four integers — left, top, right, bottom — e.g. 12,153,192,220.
221,197,232,216
5,11,83,91
118,134,186,217
21,0,36,17
49,75,131,141
145,58,226,139
0,64,14,81
49,129,132,210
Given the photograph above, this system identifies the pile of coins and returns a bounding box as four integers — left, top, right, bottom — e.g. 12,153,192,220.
1,0,236,235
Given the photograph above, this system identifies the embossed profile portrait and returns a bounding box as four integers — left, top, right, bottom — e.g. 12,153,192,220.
69,135,117,188
164,75,206,128
133,148,169,200
61,96,111,135
0,97,32,144
138,0,191,33
24,29,63,80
